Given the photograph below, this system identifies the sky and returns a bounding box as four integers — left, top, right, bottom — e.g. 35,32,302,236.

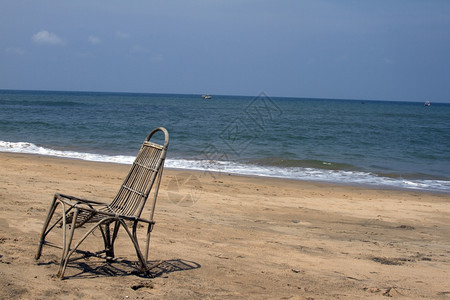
1,1,450,102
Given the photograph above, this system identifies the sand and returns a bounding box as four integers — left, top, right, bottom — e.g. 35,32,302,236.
0,152,449,299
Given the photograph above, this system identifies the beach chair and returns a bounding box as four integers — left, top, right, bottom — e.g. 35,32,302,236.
35,127,169,279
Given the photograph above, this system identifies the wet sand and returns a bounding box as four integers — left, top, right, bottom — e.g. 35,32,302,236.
0,152,449,299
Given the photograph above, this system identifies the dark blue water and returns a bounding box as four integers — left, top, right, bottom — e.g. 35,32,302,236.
1,90,449,192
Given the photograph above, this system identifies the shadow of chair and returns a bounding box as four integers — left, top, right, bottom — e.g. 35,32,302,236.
37,258,201,280
35,127,169,279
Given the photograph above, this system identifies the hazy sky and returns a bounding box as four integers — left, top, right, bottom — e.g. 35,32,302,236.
1,1,449,102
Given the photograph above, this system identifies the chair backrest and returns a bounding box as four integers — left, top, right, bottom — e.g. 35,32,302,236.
109,127,169,218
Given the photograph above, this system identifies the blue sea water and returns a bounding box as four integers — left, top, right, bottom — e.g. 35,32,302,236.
1,90,449,193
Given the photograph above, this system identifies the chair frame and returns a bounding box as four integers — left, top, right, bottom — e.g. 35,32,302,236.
35,127,169,279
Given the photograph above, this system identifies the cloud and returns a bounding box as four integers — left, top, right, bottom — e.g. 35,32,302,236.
88,35,100,45
32,30,64,45
116,31,130,39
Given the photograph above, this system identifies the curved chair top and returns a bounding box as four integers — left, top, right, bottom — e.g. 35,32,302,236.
146,127,169,149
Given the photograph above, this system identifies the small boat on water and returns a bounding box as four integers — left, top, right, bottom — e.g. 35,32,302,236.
202,94,212,99
424,101,430,106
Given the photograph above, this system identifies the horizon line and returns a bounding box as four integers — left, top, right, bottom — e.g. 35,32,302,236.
0,88,447,104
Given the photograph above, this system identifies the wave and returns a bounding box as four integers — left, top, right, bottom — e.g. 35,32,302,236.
168,159,450,193
0,141,135,164
1,141,449,193
248,157,362,171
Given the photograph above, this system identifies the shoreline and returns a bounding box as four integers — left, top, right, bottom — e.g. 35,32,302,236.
1,152,449,299
1,151,449,195
169,165,450,195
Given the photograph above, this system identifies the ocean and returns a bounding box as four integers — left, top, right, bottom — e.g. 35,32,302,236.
1,90,449,193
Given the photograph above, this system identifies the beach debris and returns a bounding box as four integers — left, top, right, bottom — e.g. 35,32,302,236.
364,286,402,297
397,225,415,230
363,287,381,293
383,287,401,297
346,276,363,281
372,256,404,265
131,281,154,290
0,254,11,264
372,253,431,265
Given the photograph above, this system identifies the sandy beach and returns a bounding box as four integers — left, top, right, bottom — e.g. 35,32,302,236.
0,152,449,299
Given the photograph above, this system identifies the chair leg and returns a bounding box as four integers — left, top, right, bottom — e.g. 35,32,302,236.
100,223,113,259
100,221,119,259
57,208,79,279
109,220,120,258
35,195,58,260
144,223,153,262
57,218,116,279
119,220,149,274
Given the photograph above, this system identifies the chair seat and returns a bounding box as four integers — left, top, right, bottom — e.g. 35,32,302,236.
56,193,122,228
57,193,156,227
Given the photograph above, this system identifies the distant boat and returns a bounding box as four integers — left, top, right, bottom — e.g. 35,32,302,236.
202,94,212,99
424,101,430,106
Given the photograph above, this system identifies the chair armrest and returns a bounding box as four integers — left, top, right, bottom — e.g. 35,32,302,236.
119,215,155,224
55,193,109,206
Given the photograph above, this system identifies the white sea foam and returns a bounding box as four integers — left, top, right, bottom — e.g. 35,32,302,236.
1,141,449,193
0,141,135,164
166,158,450,192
